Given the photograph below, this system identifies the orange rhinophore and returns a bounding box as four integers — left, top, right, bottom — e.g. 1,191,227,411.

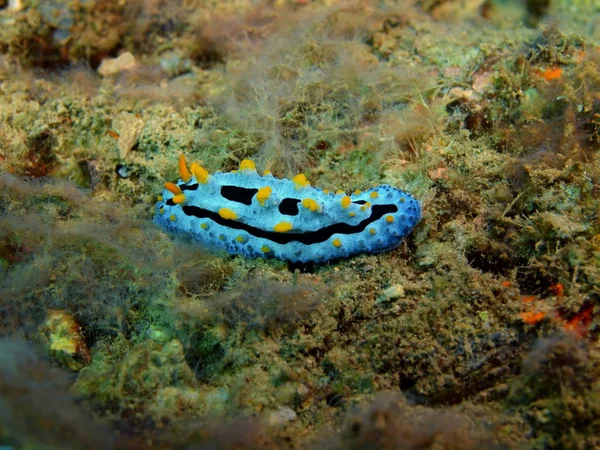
164,182,182,196
179,154,192,183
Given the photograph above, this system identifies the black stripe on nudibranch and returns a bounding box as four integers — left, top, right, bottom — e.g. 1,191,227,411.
181,204,398,245
179,184,199,191
353,200,367,205
220,185,259,206
278,198,301,216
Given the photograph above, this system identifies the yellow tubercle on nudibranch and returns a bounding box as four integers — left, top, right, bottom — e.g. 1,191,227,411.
236,235,246,243
256,186,272,205
293,174,310,188
239,159,256,171
340,196,351,209
332,238,342,247
190,162,210,184
274,221,293,232
219,208,238,220
172,194,186,204
261,245,271,253
386,215,395,223
179,154,192,183
370,191,379,199
201,223,208,229
263,170,271,176
302,198,320,212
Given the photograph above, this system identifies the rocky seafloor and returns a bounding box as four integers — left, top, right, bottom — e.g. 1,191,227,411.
0,0,599,449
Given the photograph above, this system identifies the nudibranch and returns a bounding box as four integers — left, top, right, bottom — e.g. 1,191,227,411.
154,155,421,264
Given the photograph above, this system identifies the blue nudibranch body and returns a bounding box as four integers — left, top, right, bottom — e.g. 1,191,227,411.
155,155,421,263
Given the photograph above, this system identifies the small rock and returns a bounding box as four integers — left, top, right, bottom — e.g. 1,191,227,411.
115,163,133,178
378,284,405,303
78,159,100,188
97,52,137,77
146,324,174,343
297,383,309,396
7,0,23,11
269,406,297,425
472,70,494,93
41,310,91,371
113,112,144,159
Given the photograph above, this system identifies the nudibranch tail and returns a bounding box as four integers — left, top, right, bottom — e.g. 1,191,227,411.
155,154,421,263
